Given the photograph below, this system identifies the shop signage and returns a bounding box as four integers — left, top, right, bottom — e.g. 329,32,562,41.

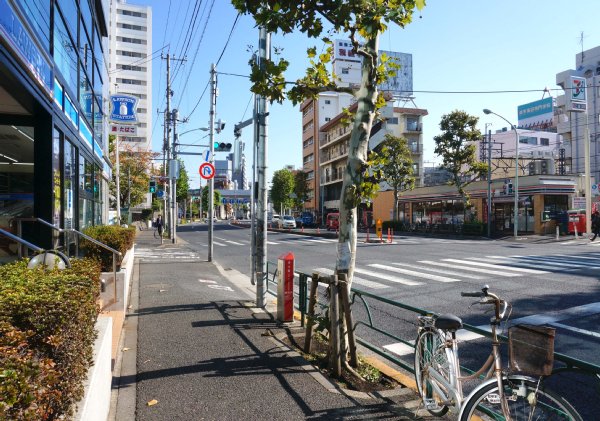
110,94,138,123
568,76,587,113
110,124,137,135
0,0,53,96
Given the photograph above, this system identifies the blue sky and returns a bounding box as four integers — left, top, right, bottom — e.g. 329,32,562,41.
125,0,600,188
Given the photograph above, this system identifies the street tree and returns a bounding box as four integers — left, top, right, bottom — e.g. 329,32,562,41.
372,134,415,221
176,160,190,203
270,168,295,214
293,171,310,210
108,135,157,210
232,0,425,374
433,110,488,207
201,186,222,217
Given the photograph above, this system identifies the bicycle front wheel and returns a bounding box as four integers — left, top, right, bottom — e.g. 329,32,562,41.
414,327,451,416
460,376,582,421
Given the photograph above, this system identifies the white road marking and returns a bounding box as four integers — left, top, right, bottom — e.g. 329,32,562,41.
442,258,545,275
313,267,388,289
198,279,217,284
267,241,280,245
390,262,484,279
418,260,517,277
207,285,234,291
463,257,549,274
506,255,584,269
369,263,461,283
353,267,423,286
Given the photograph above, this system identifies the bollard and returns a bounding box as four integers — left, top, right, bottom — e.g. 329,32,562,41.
574,226,578,239
366,227,370,243
387,227,392,243
301,225,304,233
317,226,320,234
556,225,559,241
277,252,294,322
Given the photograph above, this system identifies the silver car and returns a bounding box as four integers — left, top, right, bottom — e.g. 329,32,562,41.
281,215,296,229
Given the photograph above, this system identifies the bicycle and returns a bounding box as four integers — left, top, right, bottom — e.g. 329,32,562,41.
414,285,582,420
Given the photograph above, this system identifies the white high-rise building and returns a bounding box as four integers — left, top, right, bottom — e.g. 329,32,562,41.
108,0,152,152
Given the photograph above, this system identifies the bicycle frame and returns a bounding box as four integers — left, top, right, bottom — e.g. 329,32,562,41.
419,302,511,416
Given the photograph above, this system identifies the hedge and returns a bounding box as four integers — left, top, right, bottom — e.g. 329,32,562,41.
81,225,136,271
0,258,101,420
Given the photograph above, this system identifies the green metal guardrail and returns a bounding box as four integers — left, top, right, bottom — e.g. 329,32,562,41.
264,260,600,382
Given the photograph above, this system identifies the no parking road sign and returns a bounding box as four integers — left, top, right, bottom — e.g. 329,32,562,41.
199,162,215,180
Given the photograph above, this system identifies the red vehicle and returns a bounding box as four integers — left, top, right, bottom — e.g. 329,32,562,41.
326,213,339,231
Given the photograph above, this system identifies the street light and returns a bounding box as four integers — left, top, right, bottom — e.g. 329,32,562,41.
483,109,519,239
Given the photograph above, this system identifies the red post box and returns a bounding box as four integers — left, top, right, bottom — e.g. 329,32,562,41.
277,252,294,322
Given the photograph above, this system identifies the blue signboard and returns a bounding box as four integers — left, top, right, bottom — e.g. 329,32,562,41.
110,94,138,123
0,0,53,96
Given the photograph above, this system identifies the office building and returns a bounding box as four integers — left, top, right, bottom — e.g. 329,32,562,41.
108,0,152,152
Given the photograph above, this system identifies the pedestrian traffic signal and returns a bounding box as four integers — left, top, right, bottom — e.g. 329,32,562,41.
149,180,157,193
214,142,232,152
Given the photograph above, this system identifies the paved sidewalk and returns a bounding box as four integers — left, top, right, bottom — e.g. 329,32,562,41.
108,228,447,420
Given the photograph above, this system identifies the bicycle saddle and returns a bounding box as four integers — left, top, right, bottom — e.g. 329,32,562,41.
434,313,463,331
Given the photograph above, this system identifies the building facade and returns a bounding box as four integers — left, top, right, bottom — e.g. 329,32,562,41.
108,0,152,152
300,92,354,221
319,104,427,220
0,0,110,252
555,45,600,181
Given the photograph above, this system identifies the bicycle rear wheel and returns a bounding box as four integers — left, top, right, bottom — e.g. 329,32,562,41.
460,376,582,421
414,327,451,416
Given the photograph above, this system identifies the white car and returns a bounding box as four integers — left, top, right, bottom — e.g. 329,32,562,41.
270,214,281,225
281,215,296,229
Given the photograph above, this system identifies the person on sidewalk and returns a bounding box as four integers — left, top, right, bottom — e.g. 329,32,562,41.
591,210,600,241
155,215,164,244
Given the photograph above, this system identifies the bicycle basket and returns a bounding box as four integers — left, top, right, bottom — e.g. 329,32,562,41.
508,324,555,376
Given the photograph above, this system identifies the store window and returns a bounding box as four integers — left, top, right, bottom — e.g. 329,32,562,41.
64,139,76,230
53,12,79,95
0,126,34,233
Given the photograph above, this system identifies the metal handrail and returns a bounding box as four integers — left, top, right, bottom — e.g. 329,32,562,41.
14,218,123,306
14,217,64,258
0,227,44,253
66,228,122,304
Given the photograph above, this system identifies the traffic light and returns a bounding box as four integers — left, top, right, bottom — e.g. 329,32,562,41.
214,142,232,152
149,180,157,193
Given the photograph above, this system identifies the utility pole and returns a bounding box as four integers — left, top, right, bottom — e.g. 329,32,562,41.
115,134,121,223
171,109,179,243
255,27,270,307
164,53,172,237
208,63,217,261
487,129,492,238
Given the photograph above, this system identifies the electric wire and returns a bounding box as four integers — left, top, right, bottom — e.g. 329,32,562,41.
171,0,204,82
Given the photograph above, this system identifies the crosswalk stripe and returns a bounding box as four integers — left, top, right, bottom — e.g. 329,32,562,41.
213,241,227,247
390,262,484,279
369,263,461,283
224,240,245,245
418,260,517,277
559,254,600,263
482,256,561,272
267,241,280,245
353,267,423,286
313,268,388,289
463,258,549,274
506,255,583,268
442,258,546,274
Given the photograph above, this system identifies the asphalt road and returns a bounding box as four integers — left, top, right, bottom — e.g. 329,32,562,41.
175,221,600,418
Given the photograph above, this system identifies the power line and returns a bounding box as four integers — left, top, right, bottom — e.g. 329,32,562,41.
216,13,240,66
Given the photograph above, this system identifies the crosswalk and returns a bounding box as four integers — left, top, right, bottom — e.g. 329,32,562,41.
135,247,202,261
308,253,600,291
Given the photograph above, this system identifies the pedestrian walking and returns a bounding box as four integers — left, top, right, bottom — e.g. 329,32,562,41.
591,210,600,241
155,215,164,244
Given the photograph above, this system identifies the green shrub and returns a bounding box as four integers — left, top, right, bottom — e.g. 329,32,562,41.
0,258,101,420
81,225,136,271
462,221,485,235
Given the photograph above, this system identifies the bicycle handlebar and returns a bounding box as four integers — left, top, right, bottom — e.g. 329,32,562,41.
461,285,508,322
461,291,484,297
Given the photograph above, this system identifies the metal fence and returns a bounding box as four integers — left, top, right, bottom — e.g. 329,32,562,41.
264,260,600,382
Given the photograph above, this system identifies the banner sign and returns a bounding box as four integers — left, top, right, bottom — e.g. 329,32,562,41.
110,124,137,135
569,76,587,112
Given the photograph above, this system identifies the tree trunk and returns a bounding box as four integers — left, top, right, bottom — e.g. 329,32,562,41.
393,188,399,221
335,35,379,287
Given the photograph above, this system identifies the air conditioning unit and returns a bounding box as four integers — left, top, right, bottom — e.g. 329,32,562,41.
528,161,537,175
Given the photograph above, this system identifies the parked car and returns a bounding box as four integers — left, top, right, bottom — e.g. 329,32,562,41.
281,215,296,229
270,214,281,226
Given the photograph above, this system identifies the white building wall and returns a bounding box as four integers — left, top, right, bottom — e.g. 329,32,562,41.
108,0,152,152
555,45,600,180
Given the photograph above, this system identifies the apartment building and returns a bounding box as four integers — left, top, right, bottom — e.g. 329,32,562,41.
108,0,152,151
319,104,427,218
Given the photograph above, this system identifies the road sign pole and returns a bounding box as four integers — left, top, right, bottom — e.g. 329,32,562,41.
208,63,216,262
